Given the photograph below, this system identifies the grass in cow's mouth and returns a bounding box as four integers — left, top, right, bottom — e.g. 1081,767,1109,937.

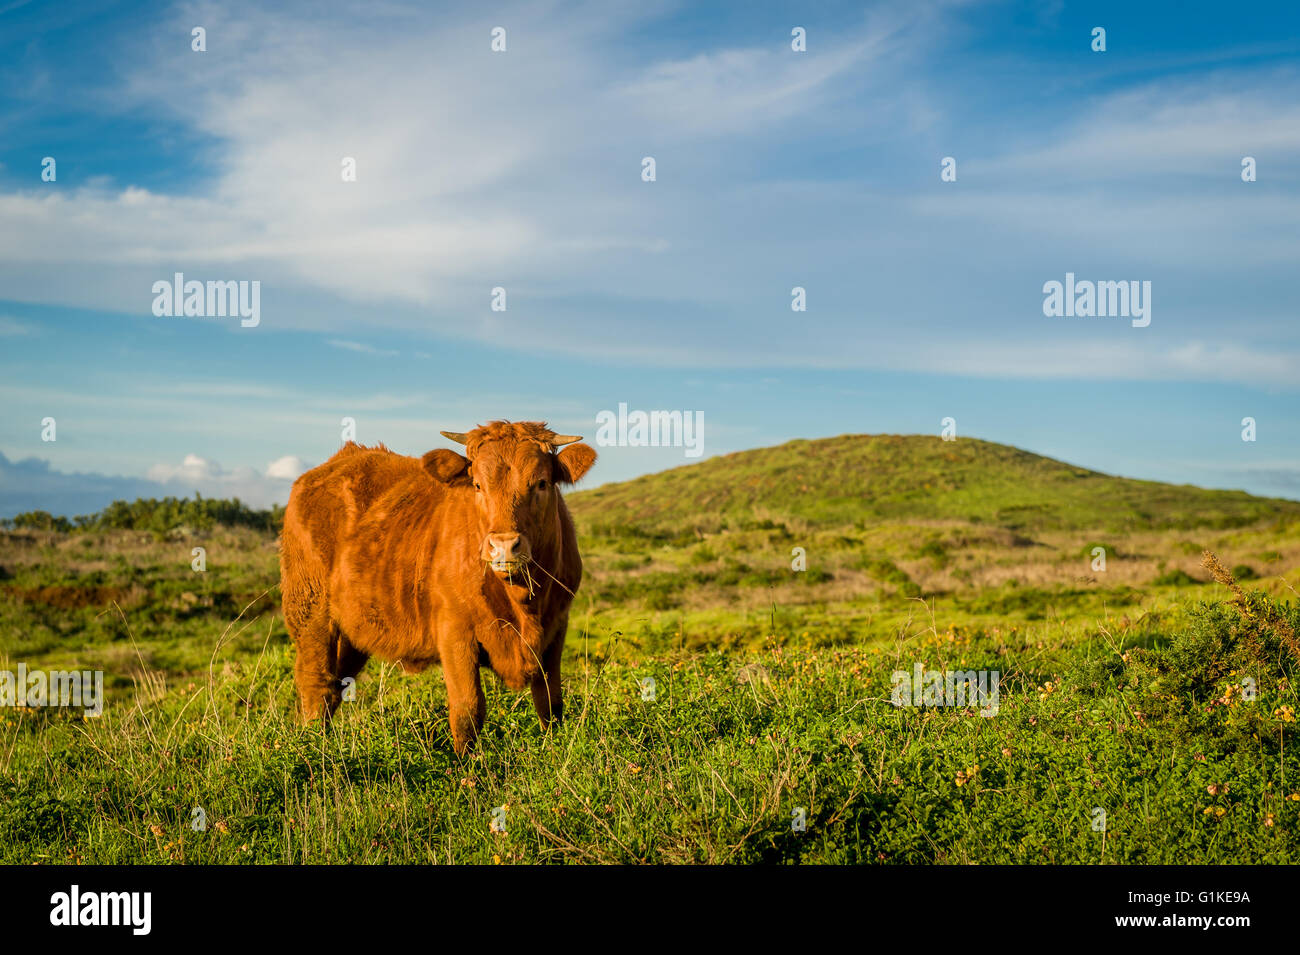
491,560,539,598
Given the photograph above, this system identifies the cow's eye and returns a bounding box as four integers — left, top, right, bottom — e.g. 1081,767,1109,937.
473,481,482,491
535,479,549,492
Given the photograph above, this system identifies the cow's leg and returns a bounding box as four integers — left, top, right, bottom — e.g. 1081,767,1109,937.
292,614,342,722
530,630,565,727
442,640,486,756
282,532,336,722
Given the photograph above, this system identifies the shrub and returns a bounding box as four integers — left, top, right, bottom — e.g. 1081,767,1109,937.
858,557,921,599
689,545,716,565
4,511,72,532
2,495,284,536
1153,569,1200,587
916,540,948,566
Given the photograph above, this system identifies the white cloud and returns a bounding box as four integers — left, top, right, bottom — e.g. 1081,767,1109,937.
0,0,1295,389
909,75,1300,268
0,449,310,517
613,32,887,137
0,0,942,336
265,455,308,480
146,452,312,507
146,453,220,482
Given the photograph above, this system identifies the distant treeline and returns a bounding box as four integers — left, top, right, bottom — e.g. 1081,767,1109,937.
1,495,284,534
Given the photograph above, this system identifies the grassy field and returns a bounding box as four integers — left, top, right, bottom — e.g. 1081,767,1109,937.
1,434,1298,863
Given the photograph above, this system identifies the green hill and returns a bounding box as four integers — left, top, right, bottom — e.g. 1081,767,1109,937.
568,434,1299,537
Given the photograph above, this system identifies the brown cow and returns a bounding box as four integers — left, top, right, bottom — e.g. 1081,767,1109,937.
279,421,596,753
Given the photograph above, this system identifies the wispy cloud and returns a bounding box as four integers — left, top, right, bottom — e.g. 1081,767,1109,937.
0,315,35,336
0,0,956,348
326,339,401,357
971,77,1300,181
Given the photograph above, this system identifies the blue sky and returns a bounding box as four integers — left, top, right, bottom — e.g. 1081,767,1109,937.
1,0,1298,515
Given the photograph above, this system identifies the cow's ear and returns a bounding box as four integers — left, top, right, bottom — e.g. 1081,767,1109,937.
423,448,469,484
553,443,596,485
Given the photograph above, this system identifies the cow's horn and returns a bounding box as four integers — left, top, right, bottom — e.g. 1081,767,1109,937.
551,434,582,447
440,431,470,445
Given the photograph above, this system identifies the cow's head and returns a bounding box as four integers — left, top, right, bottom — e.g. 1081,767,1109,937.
424,421,596,578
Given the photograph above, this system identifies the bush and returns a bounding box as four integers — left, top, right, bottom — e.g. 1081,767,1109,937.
916,540,948,566
3,495,283,536
1153,569,1200,587
1122,553,1300,733
4,511,72,532
1142,592,1298,703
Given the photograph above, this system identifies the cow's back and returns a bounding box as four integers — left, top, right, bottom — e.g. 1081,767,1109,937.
280,443,420,627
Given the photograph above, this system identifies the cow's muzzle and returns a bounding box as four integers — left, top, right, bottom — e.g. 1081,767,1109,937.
482,533,532,574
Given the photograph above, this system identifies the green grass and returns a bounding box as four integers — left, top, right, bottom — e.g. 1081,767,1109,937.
2,433,1298,863
1,598,1295,864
